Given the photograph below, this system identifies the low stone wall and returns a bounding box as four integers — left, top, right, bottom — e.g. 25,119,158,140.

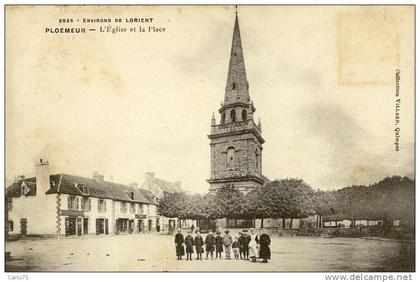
260,226,412,240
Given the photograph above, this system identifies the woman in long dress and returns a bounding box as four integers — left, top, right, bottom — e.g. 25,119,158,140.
248,228,259,262
174,229,185,260
259,232,271,263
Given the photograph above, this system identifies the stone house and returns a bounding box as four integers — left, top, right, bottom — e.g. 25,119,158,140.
139,172,197,232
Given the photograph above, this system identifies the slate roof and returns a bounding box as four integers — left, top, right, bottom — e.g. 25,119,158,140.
139,177,181,194
6,175,61,198
224,13,250,105
138,188,157,204
6,174,153,204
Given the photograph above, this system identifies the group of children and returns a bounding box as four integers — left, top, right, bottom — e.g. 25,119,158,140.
174,228,271,263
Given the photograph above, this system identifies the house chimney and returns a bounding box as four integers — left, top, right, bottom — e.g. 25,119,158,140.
129,182,139,189
36,157,50,195
145,172,155,185
93,172,104,183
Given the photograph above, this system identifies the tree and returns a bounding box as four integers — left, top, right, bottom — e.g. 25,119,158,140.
262,179,315,228
369,176,414,229
313,190,336,228
324,176,414,229
242,186,271,227
183,193,217,220
158,192,188,219
214,184,244,221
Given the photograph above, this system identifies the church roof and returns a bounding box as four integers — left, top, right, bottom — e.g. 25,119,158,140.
224,13,250,106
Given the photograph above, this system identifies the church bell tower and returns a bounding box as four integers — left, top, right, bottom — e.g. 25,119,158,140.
208,11,265,194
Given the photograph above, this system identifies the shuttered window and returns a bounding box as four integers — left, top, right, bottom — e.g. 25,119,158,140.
98,199,106,213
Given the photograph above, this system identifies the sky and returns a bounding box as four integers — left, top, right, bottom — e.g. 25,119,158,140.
6,6,414,193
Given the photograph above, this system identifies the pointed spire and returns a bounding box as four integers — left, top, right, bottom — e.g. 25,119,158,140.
211,112,216,133
258,118,262,132
224,9,249,105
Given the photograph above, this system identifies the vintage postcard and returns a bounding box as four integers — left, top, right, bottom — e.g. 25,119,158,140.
4,5,415,273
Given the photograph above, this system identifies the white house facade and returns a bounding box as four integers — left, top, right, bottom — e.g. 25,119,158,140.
7,159,159,237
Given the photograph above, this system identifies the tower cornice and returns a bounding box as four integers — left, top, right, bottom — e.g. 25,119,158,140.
208,119,265,144
218,102,256,113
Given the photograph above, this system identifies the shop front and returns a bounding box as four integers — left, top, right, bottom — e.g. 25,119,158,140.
96,218,109,235
116,218,130,233
61,209,85,236
135,214,147,233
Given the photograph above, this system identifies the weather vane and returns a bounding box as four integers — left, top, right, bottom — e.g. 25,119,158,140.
235,5,238,15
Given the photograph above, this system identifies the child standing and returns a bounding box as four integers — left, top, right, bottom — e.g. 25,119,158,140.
184,230,194,261
243,229,251,260
215,231,223,259
238,231,245,259
194,230,204,260
204,230,215,260
232,237,240,259
223,230,233,260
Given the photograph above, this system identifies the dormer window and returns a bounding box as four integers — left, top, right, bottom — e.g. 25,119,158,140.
21,182,29,196
77,184,89,195
129,192,134,200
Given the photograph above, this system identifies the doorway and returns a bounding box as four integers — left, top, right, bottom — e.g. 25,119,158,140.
138,220,144,233
83,218,89,235
20,218,27,235
77,218,82,236
65,217,77,236
129,220,134,234
116,218,129,233
96,218,104,235
105,218,109,234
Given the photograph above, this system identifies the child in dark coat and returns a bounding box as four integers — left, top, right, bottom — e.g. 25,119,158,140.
232,237,240,259
243,229,251,260
238,231,245,259
194,230,204,260
184,230,194,261
204,230,215,259
215,231,224,259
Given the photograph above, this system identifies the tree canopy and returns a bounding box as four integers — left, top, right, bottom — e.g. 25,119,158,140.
157,176,414,229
